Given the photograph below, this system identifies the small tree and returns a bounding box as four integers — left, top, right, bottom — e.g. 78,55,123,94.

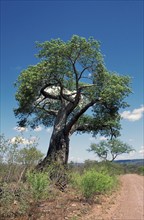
0,134,44,181
88,139,134,162
0,135,22,164
0,134,43,164
17,146,44,166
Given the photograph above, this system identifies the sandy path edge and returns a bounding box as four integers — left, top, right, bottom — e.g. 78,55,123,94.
83,174,144,220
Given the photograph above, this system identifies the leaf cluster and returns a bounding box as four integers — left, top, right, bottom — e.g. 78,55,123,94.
88,139,134,162
70,168,117,200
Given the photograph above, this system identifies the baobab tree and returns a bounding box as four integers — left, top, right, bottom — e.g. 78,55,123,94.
14,35,131,169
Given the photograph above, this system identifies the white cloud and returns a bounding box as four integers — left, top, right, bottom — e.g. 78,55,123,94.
14,126,28,132
99,136,107,141
139,146,144,156
9,136,25,144
34,126,43,132
22,138,31,145
9,136,37,145
128,150,136,157
121,105,144,121
89,136,108,142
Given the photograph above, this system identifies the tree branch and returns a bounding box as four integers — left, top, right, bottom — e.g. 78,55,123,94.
65,100,96,134
40,83,61,100
78,66,92,81
79,84,97,90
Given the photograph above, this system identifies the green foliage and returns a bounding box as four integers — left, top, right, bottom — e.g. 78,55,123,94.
70,168,117,200
100,161,125,175
81,170,116,198
70,171,82,189
88,139,134,162
89,142,108,161
0,134,43,165
0,134,20,164
0,134,44,182
137,166,144,175
14,35,131,138
17,146,44,166
0,182,30,218
26,171,50,200
0,134,9,163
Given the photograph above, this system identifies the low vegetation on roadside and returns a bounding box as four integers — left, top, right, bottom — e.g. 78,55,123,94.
70,168,118,200
137,166,144,175
0,134,143,219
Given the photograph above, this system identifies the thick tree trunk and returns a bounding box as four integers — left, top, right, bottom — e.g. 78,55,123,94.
36,124,70,170
36,98,80,171
47,129,69,165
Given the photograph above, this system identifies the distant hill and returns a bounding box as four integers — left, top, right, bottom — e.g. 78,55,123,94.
69,159,144,167
114,159,144,165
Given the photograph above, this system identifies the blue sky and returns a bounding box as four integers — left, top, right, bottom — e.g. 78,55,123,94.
1,0,144,162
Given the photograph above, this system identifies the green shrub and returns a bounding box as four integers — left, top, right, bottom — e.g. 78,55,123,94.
70,172,82,189
70,168,117,200
137,166,144,175
0,182,30,218
99,161,125,176
26,171,50,200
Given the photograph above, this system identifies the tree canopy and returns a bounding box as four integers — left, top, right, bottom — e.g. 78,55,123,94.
14,35,131,166
88,139,134,162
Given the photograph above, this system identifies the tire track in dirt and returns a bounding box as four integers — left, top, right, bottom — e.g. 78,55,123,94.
112,174,144,220
84,174,144,220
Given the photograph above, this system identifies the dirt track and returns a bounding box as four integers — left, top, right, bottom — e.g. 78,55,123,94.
84,174,144,220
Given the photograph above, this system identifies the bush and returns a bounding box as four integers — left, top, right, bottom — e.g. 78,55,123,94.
0,182,30,218
0,171,50,218
99,161,125,176
70,168,117,200
26,171,50,200
137,166,144,175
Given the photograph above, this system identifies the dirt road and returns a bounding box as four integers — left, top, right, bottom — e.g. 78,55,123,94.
84,174,144,220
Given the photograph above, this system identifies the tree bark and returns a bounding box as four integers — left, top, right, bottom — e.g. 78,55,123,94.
47,129,69,165
36,104,70,170
36,129,69,170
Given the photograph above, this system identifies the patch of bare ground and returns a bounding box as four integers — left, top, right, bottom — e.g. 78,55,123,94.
29,190,91,220
12,185,117,220
10,187,93,220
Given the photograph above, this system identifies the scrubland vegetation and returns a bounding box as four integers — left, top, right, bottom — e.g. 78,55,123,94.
0,134,143,219
0,162,116,219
